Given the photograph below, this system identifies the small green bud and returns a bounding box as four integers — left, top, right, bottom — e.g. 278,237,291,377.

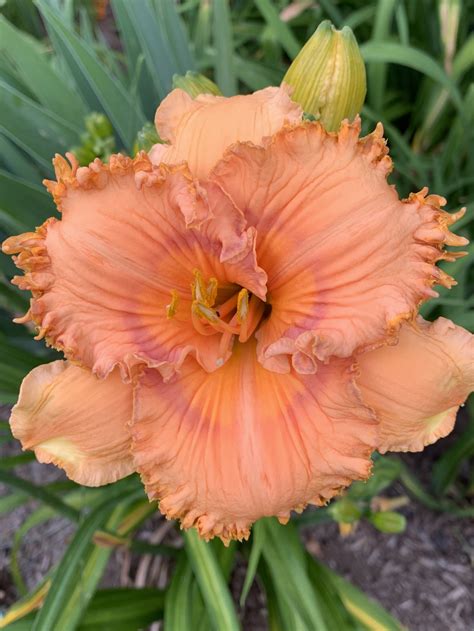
135,122,161,153
283,20,366,131
369,511,407,534
84,112,113,139
172,71,222,98
328,497,361,524
70,112,115,166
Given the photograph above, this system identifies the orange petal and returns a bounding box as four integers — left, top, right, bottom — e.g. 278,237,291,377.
132,339,376,544
10,361,134,485
149,86,302,178
2,153,266,379
210,120,468,371
357,317,474,453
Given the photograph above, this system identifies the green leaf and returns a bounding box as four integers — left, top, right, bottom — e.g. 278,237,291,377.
255,0,301,59
0,469,80,521
77,588,165,631
35,0,145,150
0,79,80,170
164,555,196,631
0,168,56,233
152,0,195,75
183,529,240,631
0,16,86,126
432,427,474,495
259,519,329,631
310,558,404,631
31,488,142,631
212,0,237,96
240,526,264,606
0,134,41,182
115,0,183,101
361,41,464,112
367,0,398,112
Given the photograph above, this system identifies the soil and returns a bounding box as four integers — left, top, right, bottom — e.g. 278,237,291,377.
1,433,473,631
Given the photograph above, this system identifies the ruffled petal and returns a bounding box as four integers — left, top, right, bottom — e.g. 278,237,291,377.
10,361,134,485
2,153,266,380
210,120,468,372
149,86,302,178
357,317,474,453
132,339,376,544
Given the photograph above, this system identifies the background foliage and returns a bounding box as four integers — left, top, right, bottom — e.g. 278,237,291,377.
0,0,473,629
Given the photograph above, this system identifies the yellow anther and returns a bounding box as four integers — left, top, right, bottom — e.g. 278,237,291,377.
166,290,179,319
206,277,218,306
193,300,219,323
192,269,209,304
237,288,249,323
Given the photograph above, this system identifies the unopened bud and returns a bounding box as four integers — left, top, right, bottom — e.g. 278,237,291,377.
172,71,222,98
283,20,366,131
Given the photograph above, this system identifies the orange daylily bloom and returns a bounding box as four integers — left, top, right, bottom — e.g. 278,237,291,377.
3,86,474,544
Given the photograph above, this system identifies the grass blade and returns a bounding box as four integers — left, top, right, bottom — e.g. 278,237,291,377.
212,0,237,95
35,0,145,150
183,529,240,631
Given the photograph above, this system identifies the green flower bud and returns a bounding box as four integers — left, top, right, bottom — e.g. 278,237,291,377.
328,497,361,524
283,20,366,131
172,71,222,98
369,511,407,534
135,122,161,153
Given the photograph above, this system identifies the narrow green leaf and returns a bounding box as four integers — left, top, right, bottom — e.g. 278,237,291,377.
212,0,237,96
35,0,145,150
255,0,301,59
432,429,474,495
153,0,195,74
118,0,180,100
0,169,56,233
0,470,81,521
0,16,86,126
164,555,196,631
31,489,142,631
0,79,80,170
240,525,264,606
310,557,404,631
361,41,464,112
367,0,398,111
77,588,165,630
260,519,329,631
0,134,41,182
183,529,240,631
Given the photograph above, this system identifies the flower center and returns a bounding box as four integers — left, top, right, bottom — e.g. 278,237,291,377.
170,269,265,365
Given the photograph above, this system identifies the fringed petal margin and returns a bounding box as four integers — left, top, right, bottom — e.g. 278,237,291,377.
210,119,468,373
10,361,134,486
2,152,266,380
131,339,377,544
357,317,474,453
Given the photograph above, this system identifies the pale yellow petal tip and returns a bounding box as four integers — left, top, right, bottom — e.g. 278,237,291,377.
378,406,458,454
283,20,366,131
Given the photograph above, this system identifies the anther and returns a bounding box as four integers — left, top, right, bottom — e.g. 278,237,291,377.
166,290,179,318
237,288,249,323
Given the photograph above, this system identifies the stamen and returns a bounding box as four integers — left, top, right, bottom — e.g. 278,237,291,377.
215,293,239,318
237,288,249,323
206,278,218,306
239,296,266,343
193,300,219,323
166,290,179,319
192,269,209,304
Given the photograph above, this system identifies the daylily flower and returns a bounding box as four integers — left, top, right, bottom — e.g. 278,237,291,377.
3,86,474,544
